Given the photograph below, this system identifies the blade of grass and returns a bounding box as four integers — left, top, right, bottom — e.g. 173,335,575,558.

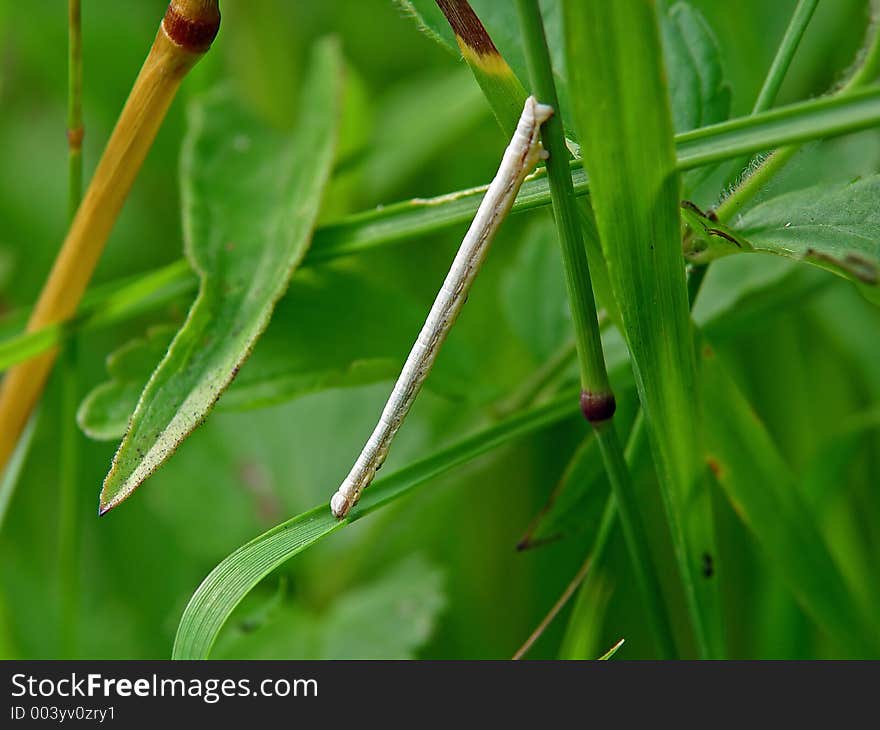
5,84,880,373
564,0,723,658
597,638,625,661
516,0,676,657
699,343,880,654
0,0,221,475
173,390,581,659
435,0,528,132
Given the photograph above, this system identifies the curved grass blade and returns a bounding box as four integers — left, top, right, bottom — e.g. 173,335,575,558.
173,391,580,659
597,638,625,660
99,39,344,513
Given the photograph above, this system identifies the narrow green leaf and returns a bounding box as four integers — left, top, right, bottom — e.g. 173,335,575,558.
172,391,580,659
564,0,723,658
597,637,625,660
735,176,880,304
676,86,880,169
99,39,344,513
431,0,529,133
699,344,880,654
517,433,608,550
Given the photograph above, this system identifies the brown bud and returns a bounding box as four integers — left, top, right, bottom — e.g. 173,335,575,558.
580,390,616,423
163,0,221,53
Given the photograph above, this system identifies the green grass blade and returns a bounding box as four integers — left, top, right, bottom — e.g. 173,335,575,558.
564,0,723,658
699,343,880,654
676,85,880,169
433,0,528,133
4,87,880,374
172,391,580,659
98,39,344,513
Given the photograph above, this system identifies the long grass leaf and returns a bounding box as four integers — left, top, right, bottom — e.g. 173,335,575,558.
173,392,580,659
564,0,723,657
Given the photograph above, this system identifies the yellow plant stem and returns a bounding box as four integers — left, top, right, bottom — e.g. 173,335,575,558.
0,0,219,472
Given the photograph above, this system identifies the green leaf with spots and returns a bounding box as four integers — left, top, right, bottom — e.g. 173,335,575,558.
98,39,344,513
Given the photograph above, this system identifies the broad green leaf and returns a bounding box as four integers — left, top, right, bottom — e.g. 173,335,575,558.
77,325,177,441
213,555,445,659
564,0,723,658
172,391,580,659
213,554,445,660
98,40,344,513
699,344,880,654
734,176,880,304
361,67,488,201
661,2,731,133
500,218,569,361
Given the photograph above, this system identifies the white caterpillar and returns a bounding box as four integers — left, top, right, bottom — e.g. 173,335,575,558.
330,96,554,519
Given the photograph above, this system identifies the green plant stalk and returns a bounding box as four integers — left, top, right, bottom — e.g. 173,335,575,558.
565,0,724,658
67,0,83,221
753,0,819,114
716,4,880,222
707,0,819,227
57,0,84,658
516,0,676,659
559,412,646,658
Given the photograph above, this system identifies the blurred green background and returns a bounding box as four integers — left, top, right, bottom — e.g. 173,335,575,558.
0,0,878,659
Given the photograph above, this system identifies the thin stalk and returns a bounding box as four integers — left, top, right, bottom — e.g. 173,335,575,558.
516,0,677,658
716,2,880,222
0,0,221,474
57,0,84,659
512,549,593,659
752,0,820,115
57,341,79,657
67,0,83,220
559,413,647,658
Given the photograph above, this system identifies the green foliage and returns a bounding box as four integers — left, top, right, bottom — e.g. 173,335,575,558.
99,40,344,512
2,0,880,662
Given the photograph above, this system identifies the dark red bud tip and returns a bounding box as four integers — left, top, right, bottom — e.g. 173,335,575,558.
163,1,220,53
580,390,616,423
